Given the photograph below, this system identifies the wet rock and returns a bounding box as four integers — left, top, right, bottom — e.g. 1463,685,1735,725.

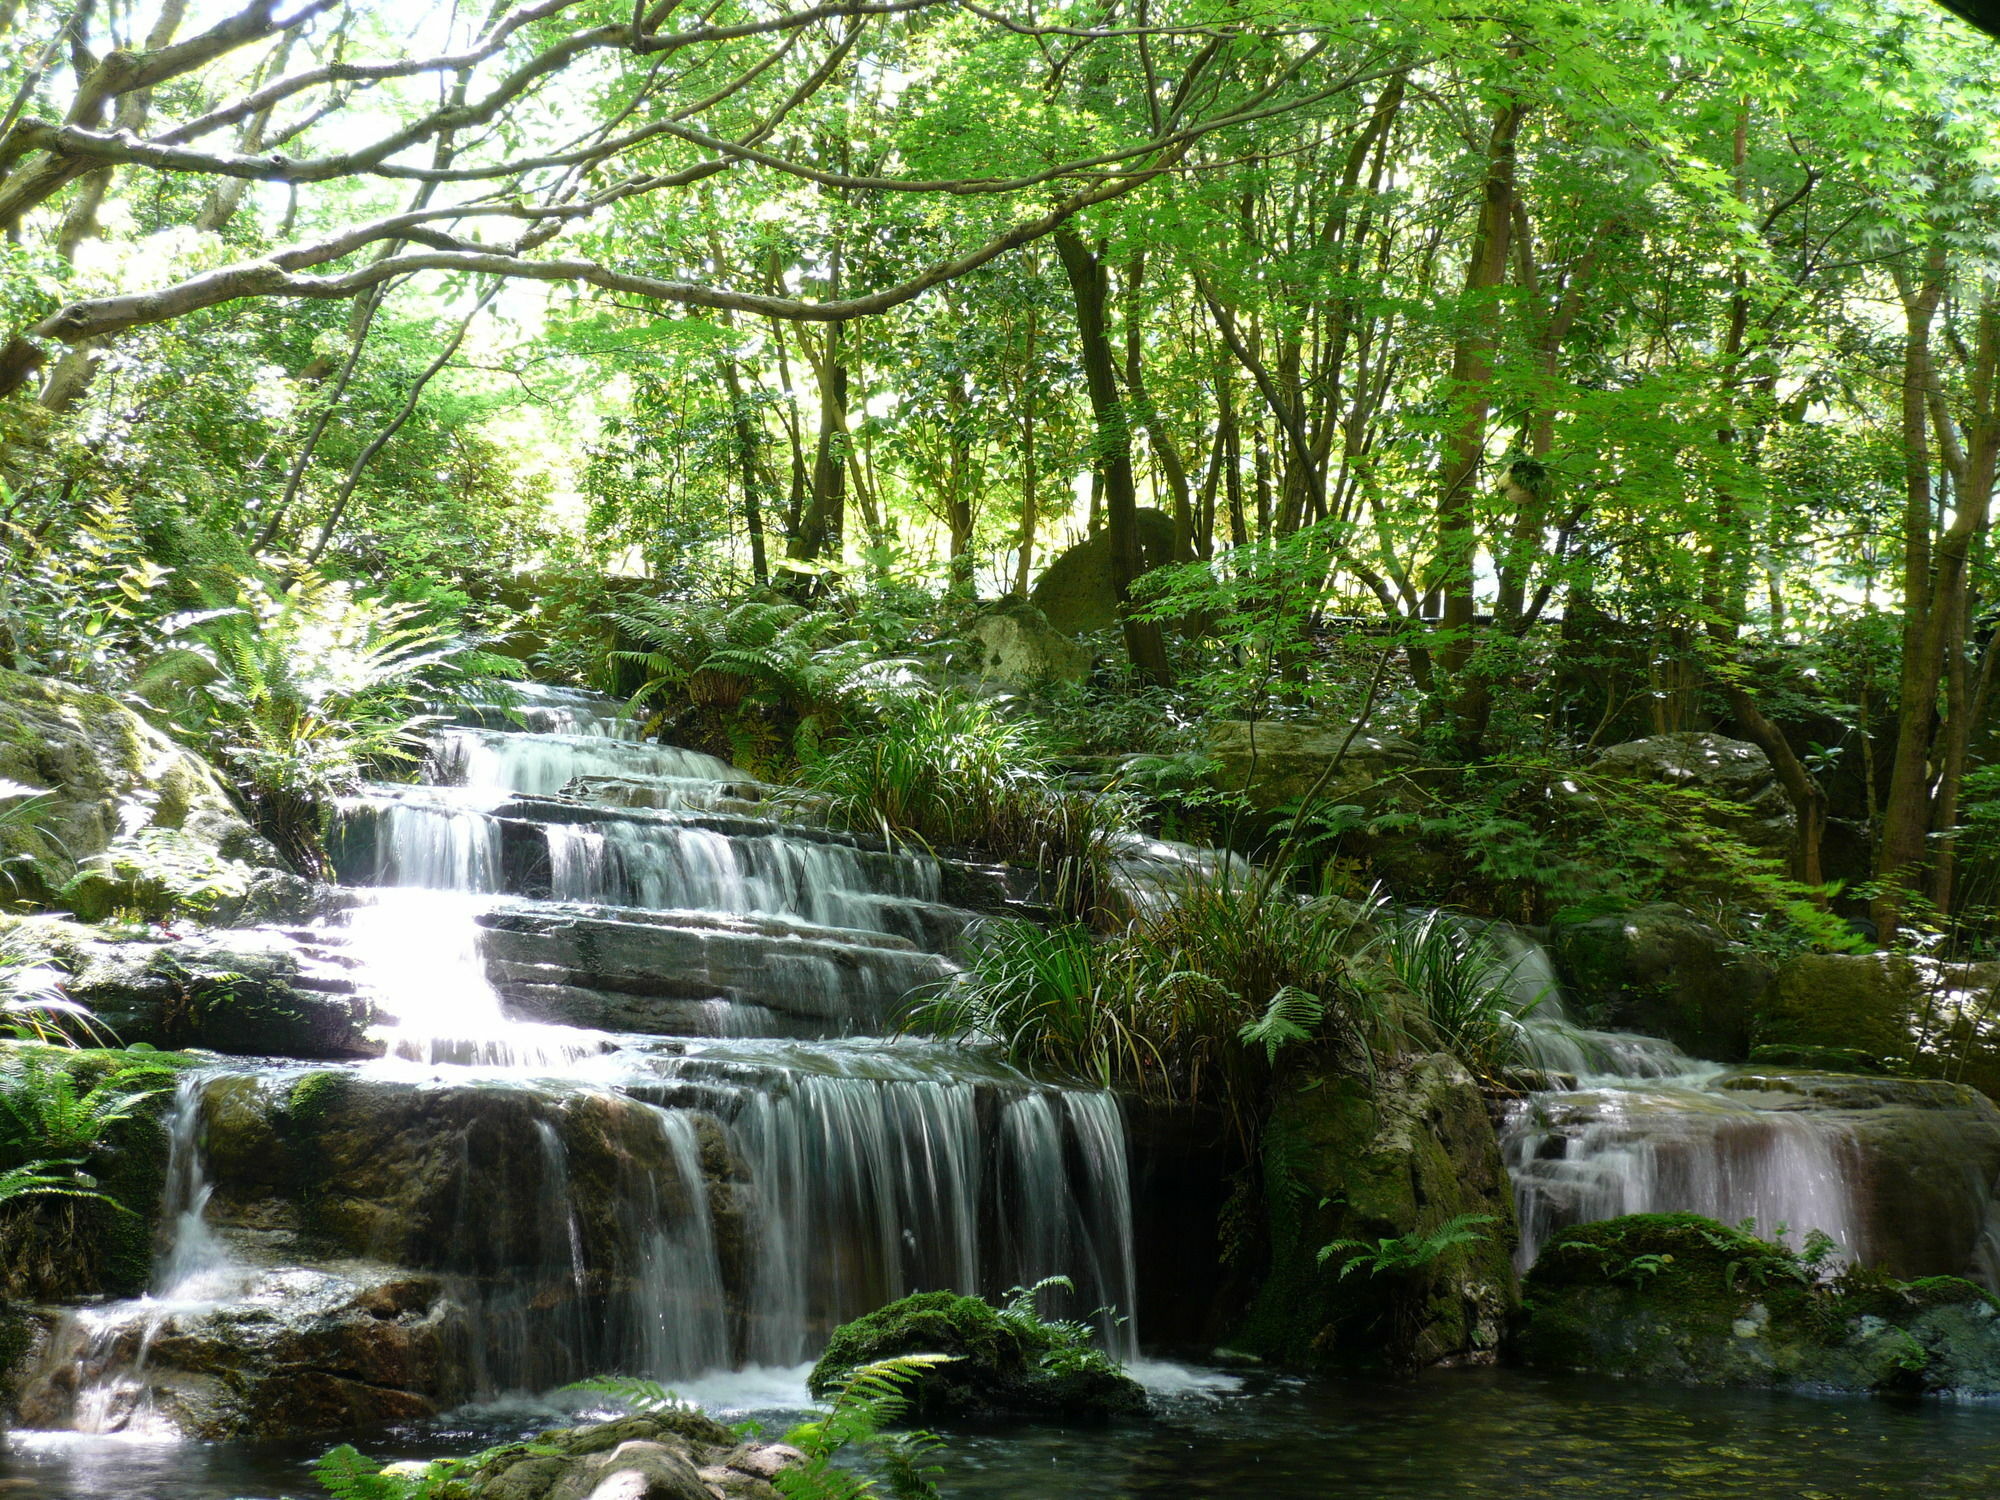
1030,508,1176,637
808,1290,1149,1421
0,668,285,910
15,920,376,1057
454,1412,799,1500
475,904,955,1037
1590,732,1796,856
968,598,1091,691
1517,1212,2000,1395
1551,902,1773,1059
1202,718,1419,815
1235,1052,1518,1371
11,1264,468,1438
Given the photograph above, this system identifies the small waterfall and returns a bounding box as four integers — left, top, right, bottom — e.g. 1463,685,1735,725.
41,682,1145,1434
1492,926,1999,1277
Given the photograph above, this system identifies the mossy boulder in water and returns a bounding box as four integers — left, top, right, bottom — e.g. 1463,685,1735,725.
807,1290,1148,1420
427,1409,802,1500
1235,1052,1518,1372
1517,1212,2000,1395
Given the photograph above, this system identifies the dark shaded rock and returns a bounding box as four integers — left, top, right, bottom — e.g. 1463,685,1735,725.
1551,902,1773,1059
1202,718,1419,816
807,1290,1148,1421
1517,1212,2000,1395
1235,1052,1517,1371
1030,509,1175,636
1755,952,2000,1100
11,1265,468,1438
1590,733,1796,856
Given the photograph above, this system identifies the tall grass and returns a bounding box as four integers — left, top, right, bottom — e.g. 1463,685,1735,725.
908,865,1390,1126
1375,910,1543,1080
805,692,1129,920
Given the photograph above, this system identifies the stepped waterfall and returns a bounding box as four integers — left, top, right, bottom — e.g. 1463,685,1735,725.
22,685,1138,1434
15,683,2000,1449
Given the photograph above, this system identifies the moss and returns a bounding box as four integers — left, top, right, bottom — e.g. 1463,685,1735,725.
1234,1055,1518,1373
808,1290,1147,1420
1518,1212,2000,1396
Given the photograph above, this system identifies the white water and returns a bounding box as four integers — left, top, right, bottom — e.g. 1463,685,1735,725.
50,685,1145,1432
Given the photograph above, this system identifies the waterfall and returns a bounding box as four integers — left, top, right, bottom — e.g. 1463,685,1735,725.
1493,927,1999,1279
28,683,1147,1429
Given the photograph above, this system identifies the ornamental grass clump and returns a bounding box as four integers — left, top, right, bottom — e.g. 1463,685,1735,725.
805,690,1129,920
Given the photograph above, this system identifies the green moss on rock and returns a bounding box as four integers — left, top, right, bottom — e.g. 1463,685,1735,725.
1235,1052,1518,1372
1518,1212,2000,1395
807,1291,1148,1421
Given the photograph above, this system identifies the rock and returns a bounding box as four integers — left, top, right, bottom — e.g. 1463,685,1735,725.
1234,1052,1518,1371
1516,1212,2000,1395
1551,902,1774,1059
0,668,283,910
1590,732,1796,856
967,598,1091,691
453,1412,797,1500
11,1265,468,1438
6,918,376,1057
1756,952,2000,1099
1202,718,1419,815
1030,508,1176,636
807,1290,1149,1421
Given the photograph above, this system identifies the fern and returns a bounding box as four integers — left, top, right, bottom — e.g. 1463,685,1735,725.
0,1158,119,1211
561,1374,688,1412
1318,1213,1498,1279
778,1354,957,1500
1237,985,1326,1065
311,1444,424,1500
0,1051,173,1162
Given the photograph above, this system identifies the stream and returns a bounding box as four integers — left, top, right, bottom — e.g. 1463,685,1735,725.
8,681,2000,1494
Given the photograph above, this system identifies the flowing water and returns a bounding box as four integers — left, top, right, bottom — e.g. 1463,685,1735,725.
16,683,1140,1436
12,681,2000,1492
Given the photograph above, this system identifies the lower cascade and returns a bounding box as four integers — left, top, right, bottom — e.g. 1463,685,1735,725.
1494,935,2000,1282
13,686,1139,1439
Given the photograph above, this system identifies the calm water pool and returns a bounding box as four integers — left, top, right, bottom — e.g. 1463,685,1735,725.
7,1364,2000,1499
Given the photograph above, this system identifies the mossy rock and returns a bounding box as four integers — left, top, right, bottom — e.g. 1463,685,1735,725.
1234,1052,1518,1372
1517,1212,2000,1395
807,1291,1148,1421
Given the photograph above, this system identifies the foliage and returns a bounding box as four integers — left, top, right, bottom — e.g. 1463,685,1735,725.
0,932,113,1047
0,1050,173,1164
137,575,481,872
910,865,1393,1125
805,690,1128,919
1318,1213,1498,1280
780,1355,956,1500
1375,911,1541,1080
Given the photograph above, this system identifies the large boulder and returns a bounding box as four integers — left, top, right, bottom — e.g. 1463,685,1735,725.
1234,1052,1518,1371
1755,952,2000,1097
11,1265,469,1438
807,1290,1149,1420
1551,902,1774,1060
1030,508,1176,636
1203,718,1419,815
1590,732,1796,857
0,669,284,909
967,598,1091,691
1517,1212,2000,1395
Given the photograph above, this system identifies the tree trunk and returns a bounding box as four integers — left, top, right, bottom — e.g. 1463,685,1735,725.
1056,227,1172,684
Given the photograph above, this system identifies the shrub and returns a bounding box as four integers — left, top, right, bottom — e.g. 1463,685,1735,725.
806,691,1129,919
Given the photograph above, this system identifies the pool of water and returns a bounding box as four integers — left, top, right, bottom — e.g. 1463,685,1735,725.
7,1365,2000,1499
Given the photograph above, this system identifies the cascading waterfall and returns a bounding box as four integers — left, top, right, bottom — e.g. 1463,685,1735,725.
1494,929,1987,1278
50,683,1145,1432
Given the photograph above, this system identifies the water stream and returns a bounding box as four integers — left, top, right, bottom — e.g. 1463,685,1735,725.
10,680,2000,1490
